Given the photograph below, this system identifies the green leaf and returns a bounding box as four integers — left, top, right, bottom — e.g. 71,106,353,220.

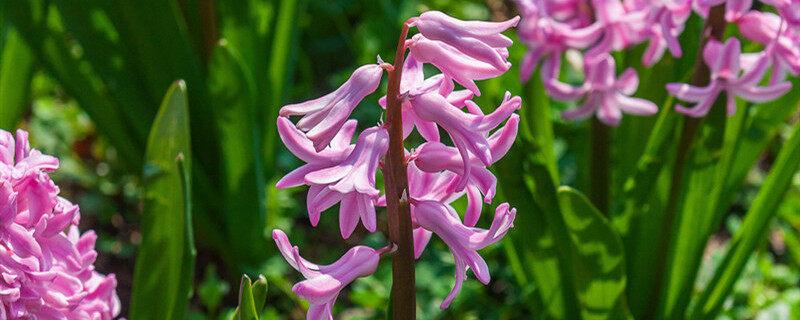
130,81,195,320
209,40,267,271
558,187,630,320
0,27,34,130
691,120,800,319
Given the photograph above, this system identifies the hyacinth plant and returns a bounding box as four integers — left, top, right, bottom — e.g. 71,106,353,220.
507,0,800,319
0,129,119,319
274,11,521,319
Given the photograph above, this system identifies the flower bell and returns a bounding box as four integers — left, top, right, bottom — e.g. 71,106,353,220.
412,200,516,309
280,64,384,151
273,230,385,320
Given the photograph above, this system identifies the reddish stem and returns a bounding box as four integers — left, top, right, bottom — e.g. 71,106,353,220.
384,19,416,320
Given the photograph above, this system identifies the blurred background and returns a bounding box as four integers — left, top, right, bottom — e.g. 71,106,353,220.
1,0,799,319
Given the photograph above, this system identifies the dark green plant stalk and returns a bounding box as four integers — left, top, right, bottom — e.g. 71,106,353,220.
590,118,611,214
643,5,726,319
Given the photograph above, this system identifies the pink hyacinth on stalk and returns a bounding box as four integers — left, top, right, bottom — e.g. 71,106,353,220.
0,129,120,319
274,10,520,319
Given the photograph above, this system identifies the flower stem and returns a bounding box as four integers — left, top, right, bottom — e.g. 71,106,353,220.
643,5,726,319
590,118,610,215
384,19,416,320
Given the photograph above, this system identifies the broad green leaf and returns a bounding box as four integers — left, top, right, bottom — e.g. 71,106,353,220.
0,28,34,130
558,187,630,320
497,74,581,319
691,120,800,319
130,81,195,320
208,40,267,272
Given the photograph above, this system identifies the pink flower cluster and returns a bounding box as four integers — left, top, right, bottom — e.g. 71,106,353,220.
515,0,796,123
274,11,520,319
0,130,120,319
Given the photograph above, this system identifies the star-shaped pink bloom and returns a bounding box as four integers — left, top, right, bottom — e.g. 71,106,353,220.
549,55,658,126
667,38,792,117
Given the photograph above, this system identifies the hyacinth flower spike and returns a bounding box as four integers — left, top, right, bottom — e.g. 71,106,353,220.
413,200,516,309
273,10,521,316
304,126,389,238
279,64,384,151
668,38,792,117
273,230,389,320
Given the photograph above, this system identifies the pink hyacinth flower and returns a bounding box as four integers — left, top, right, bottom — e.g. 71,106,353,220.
408,34,508,96
0,129,119,319
409,92,521,189
738,11,800,83
304,126,389,239
413,11,520,71
273,229,385,320
280,64,384,151
413,200,516,309
550,55,658,126
667,38,792,117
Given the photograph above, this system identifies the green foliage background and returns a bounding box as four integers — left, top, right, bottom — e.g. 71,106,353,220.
1,0,799,319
